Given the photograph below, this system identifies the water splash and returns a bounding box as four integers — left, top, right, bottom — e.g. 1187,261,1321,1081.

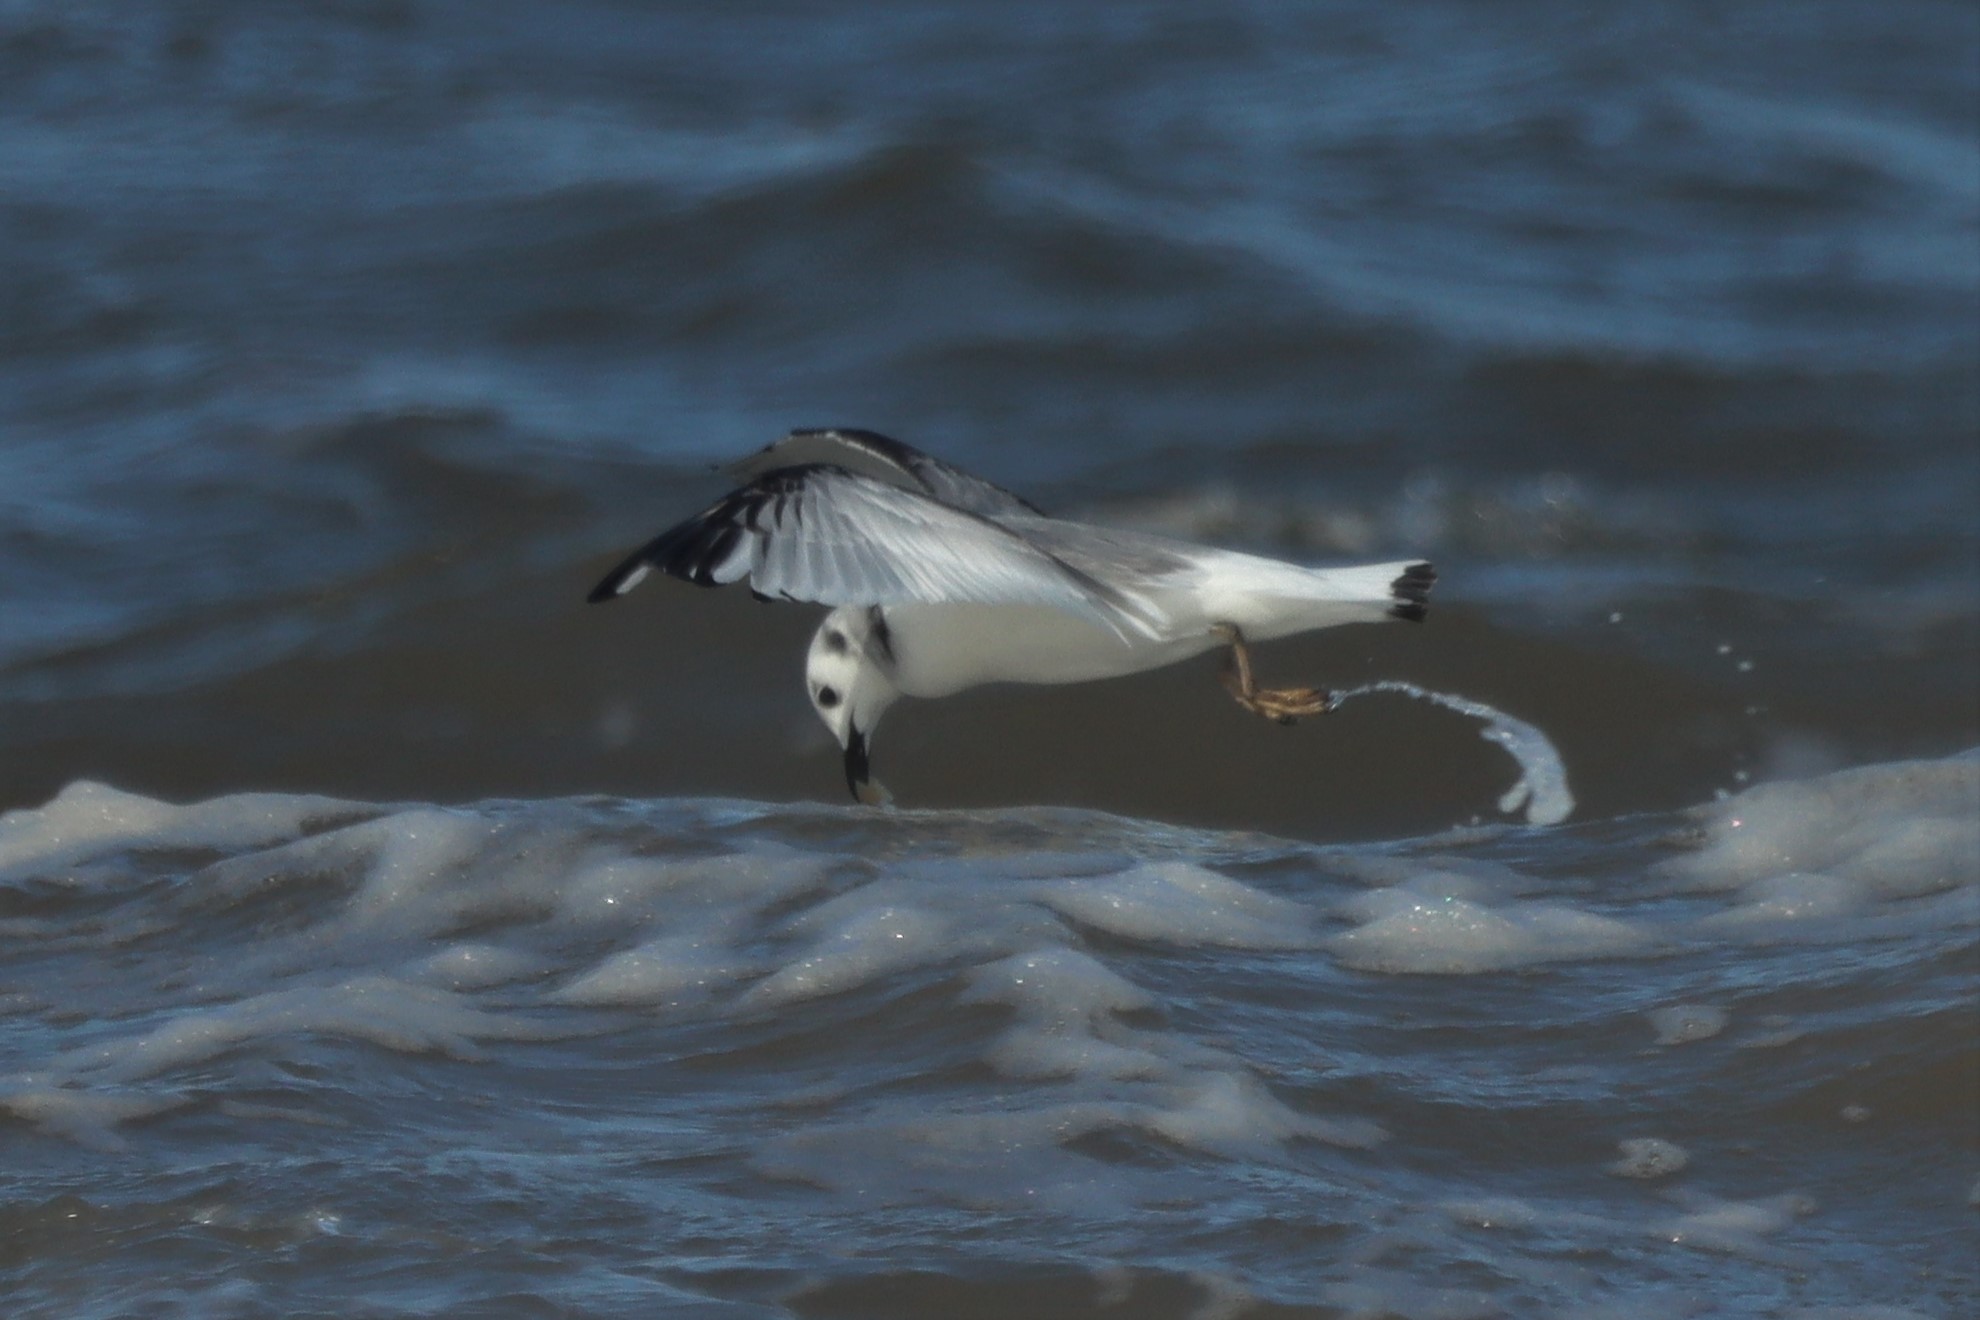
1330,682,1575,826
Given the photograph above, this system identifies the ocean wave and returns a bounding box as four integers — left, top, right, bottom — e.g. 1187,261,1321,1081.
1,753,1973,1310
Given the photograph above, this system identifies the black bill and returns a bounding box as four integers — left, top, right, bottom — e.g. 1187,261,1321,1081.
841,729,894,807
843,728,871,802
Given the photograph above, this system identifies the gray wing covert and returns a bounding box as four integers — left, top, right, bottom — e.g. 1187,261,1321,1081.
997,516,1200,588
726,428,1043,518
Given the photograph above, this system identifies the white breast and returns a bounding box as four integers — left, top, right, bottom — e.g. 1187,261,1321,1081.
881,602,1216,699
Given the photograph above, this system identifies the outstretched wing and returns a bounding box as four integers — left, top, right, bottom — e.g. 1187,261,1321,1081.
725,428,1043,518
587,465,1160,638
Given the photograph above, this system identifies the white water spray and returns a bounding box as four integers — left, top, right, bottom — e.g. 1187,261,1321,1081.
1329,681,1575,826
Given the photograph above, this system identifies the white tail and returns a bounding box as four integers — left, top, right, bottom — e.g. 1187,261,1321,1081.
1298,559,1435,620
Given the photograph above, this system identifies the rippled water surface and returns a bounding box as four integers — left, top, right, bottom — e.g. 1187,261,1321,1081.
3,1,1976,1315
4,763,1977,1317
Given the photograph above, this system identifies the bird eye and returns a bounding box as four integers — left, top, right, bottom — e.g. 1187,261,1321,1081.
816,686,840,708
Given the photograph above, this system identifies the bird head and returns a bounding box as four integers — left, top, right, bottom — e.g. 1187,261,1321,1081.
805,606,901,805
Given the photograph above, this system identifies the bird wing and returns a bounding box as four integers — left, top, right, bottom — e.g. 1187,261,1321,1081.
725,428,1044,518
587,465,1162,638
994,515,1201,587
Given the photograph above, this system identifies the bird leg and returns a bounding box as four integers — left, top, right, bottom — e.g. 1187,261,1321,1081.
1211,623,1334,725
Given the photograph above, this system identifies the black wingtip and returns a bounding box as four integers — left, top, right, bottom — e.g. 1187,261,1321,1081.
1389,561,1436,622
586,553,654,603
584,472,796,605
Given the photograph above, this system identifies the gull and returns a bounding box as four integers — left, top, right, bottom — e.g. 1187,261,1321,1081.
588,429,1434,803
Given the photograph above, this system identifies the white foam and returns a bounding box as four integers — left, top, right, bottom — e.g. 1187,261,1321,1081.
1700,871,1865,929
0,781,176,875
194,807,559,948
1652,1191,1811,1255
1142,1070,1385,1153
961,947,1162,1084
1608,1137,1690,1179
551,934,756,1008
956,946,1382,1148
346,809,507,923
1651,754,1980,949
1327,853,1538,900
413,942,550,990
1647,1003,1729,1045
961,947,1155,1021
982,1023,1170,1082
0,780,361,883
759,1069,1380,1214
745,898,957,1006
61,976,557,1084
0,1082,185,1151
1441,1196,1543,1231
1332,879,1650,974
547,851,842,1006
1440,1183,1809,1267
1330,681,1576,826
1029,861,1318,949
1657,755,1979,899
961,949,1214,1082
553,848,833,927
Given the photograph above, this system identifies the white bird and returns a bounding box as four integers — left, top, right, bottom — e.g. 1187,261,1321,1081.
589,429,1435,803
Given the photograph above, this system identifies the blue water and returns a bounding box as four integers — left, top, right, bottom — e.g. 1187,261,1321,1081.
3,764,1975,1316
2,2,1976,1315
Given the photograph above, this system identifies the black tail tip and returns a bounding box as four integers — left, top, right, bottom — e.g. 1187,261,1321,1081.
1389,561,1435,621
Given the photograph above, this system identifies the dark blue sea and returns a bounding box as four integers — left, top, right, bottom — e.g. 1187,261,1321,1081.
2,2,1976,1315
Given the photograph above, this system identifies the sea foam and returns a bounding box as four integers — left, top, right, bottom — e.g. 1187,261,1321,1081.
1655,752,1980,951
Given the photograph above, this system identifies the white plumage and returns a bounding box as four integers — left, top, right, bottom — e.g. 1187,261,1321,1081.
590,428,1435,800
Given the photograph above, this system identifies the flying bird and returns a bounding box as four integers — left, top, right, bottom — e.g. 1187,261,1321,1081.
588,429,1435,803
